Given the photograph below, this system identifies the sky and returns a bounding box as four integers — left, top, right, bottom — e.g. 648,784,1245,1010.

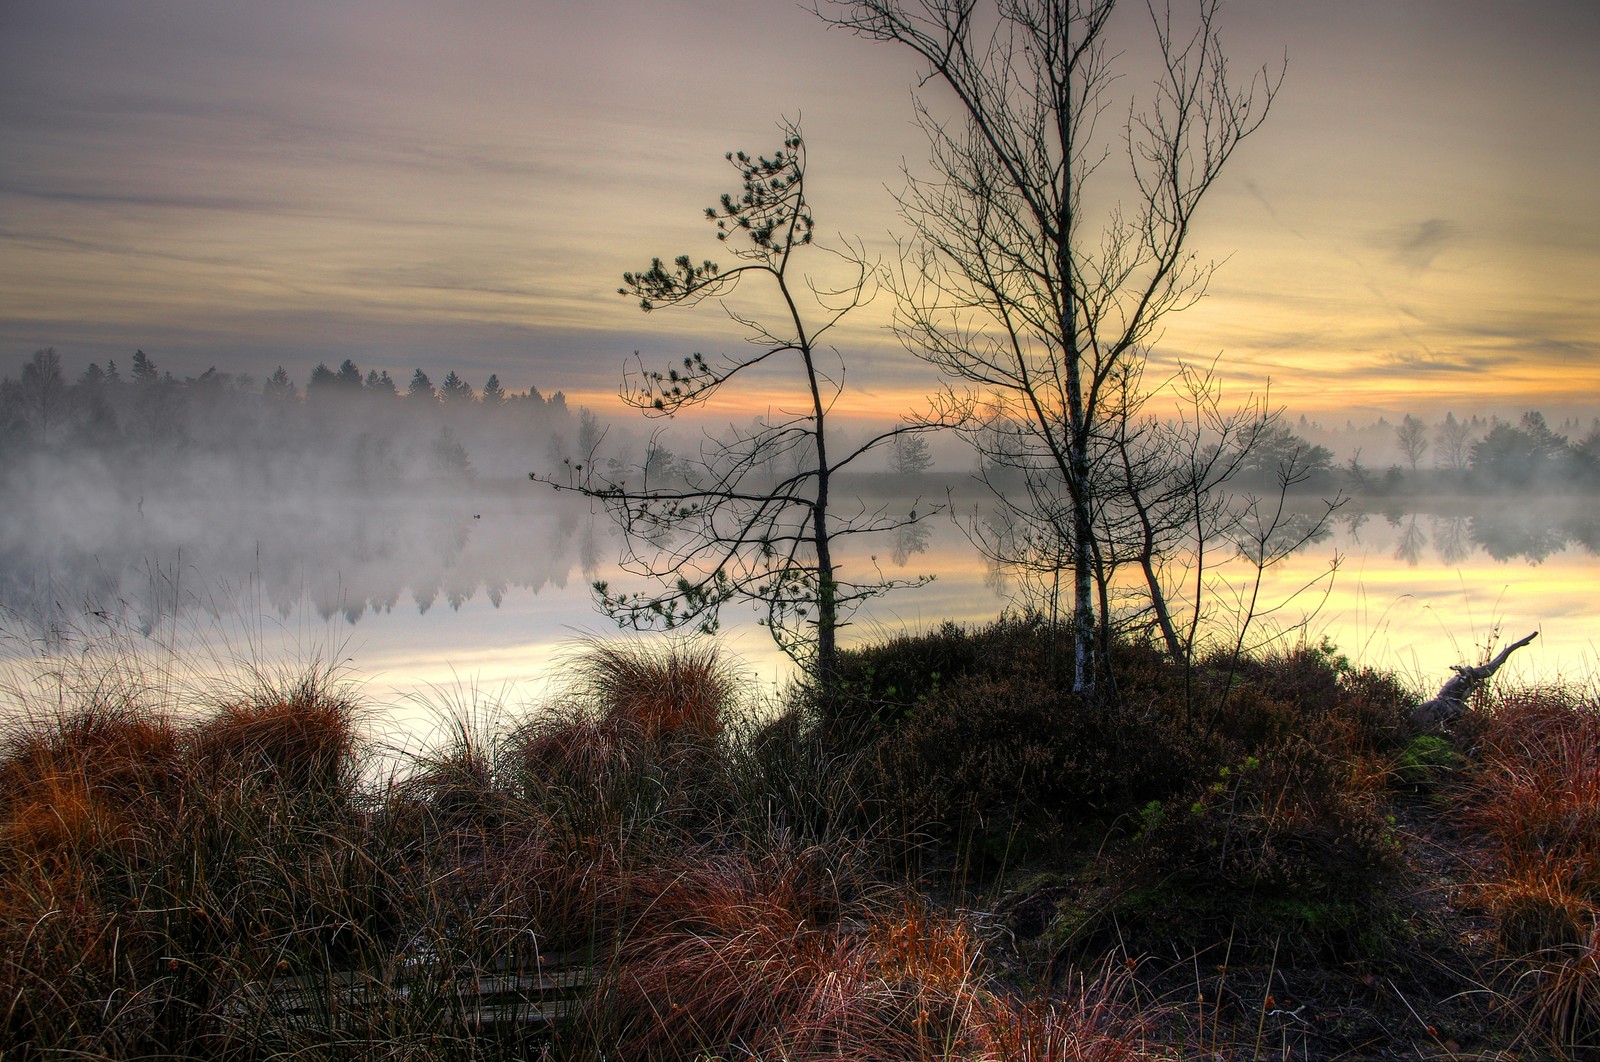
2,0,1598,424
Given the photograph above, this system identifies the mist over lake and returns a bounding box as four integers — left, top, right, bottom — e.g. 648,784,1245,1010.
5,442,1596,720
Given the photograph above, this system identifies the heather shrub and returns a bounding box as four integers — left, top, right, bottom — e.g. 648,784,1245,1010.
870,670,1193,854
1334,665,1416,754
831,614,1053,732
1198,641,1409,749
1113,735,1406,959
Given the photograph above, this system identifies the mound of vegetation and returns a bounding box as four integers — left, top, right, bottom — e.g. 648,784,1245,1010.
2,624,1595,1058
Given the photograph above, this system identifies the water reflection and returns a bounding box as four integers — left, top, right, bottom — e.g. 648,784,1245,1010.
890,521,933,568
0,483,600,649
2,484,1597,698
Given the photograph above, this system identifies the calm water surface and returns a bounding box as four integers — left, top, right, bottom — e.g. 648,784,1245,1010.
4,483,1595,733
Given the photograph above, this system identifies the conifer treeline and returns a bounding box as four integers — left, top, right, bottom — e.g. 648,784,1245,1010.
0,347,580,487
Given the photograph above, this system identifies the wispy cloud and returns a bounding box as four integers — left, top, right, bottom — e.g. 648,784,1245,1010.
1376,218,1459,272
1365,350,1498,378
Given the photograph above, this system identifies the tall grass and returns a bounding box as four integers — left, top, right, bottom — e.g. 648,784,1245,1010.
1465,686,1600,1056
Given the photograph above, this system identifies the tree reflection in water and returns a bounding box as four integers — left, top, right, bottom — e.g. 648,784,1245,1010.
0,488,602,649
2,488,1596,658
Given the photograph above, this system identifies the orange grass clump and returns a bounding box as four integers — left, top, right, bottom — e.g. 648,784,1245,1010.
0,704,181,862
580,639,734,745
190,680,360,794
1467,687,1600,1055
585,854,1155,1061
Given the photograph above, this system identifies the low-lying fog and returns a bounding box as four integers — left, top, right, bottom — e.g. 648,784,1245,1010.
3,351,1598,714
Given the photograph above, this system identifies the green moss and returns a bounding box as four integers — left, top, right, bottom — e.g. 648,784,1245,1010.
1393,734,1465,791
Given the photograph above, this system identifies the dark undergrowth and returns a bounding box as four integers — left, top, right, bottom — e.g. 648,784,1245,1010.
2,619,1593,1058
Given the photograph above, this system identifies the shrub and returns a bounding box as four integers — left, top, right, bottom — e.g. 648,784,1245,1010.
870,670,1195,855
1115,736,1406,959
831,614,1053,731
1393,734,1465,792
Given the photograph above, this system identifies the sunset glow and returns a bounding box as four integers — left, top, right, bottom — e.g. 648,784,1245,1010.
2,0,1595,422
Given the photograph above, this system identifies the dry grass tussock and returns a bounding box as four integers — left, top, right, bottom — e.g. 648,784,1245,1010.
1464,685,1600,1056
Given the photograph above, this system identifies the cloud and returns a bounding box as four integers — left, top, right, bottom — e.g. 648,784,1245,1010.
1366,350,1499,378
1378,217,1459,272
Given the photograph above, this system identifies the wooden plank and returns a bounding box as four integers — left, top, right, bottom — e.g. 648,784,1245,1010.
231,955,599,1030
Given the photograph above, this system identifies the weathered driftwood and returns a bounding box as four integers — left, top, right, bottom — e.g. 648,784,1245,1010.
1411,630,1538,729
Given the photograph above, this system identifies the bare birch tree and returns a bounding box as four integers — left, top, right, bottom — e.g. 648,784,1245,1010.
816,0,1283,692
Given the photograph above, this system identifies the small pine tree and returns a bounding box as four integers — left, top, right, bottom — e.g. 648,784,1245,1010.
131,349,158,384
307,363,338,392
439,370,475,404
481,373,505,406
408,369,435,401
264,366,297,401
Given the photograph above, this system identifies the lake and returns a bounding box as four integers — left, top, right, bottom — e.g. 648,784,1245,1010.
3,478,1595,736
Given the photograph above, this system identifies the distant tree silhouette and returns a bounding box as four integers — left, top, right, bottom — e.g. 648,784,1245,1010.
407,369,436,402
307,362,338,394
72,360,120,445
1471,412,1568,486
264,366,298,401
365,369,398,397
336,358,364,388
1240,422,1335,486
188,366,225,393
1395,414,1428,471
130,349,158,384
481,374,505,406
1573,428,1600,486
891,431,934,475
1340,451,1370,495
17,347,67,445
439,370,475,405
576,407,603,465
430,426,474,480
1434,411,1473,472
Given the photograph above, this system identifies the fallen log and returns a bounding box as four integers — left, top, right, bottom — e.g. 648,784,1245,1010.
1411,630,1538,730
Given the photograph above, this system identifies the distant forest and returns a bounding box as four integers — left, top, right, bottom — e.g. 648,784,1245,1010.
0,348,606,636
1292,410,1600,496
3,348,1598,498
0,347,585,490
